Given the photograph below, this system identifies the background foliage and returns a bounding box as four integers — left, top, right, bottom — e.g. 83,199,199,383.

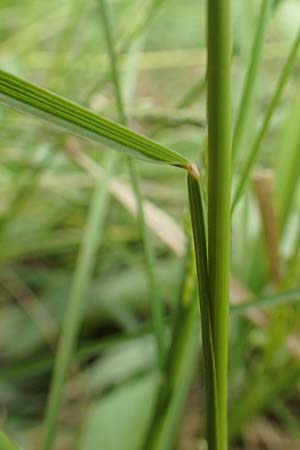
1,0,300,449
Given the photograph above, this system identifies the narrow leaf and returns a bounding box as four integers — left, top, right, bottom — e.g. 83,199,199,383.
231,289,300,314
232,27,300,210
0,69,189,167
232,0,271,162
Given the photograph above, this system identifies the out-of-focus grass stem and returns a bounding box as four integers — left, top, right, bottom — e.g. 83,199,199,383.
98,0,165,369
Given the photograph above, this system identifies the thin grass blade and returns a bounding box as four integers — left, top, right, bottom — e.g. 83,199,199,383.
0,69,190,167
232,0,271,163
275,87,300,229
232,27,300,210
231,288,300,314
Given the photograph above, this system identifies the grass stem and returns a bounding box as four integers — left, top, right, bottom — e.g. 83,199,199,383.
207,0,232,447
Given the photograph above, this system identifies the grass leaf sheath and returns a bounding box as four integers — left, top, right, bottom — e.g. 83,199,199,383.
187,174,219,448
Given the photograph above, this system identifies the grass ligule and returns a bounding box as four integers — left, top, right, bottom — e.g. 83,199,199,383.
0,69,190,167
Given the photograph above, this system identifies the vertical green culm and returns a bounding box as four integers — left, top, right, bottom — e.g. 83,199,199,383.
207,0,232,449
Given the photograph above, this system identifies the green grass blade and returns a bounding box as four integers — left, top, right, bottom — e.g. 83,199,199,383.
41,154,116,450
232,0,271,163
98,0,127,124
230,288,300,314
187,173,219,449
177,75,207,109
127,161,165,367
207,0,232,447
0,432,21,450
232,27,300,210
0,69,190,167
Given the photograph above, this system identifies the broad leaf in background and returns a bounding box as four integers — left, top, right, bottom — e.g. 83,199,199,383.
79,374,159,450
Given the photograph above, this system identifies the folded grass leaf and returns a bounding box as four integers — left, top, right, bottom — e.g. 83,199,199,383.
0,69,190,168
187,173,219,449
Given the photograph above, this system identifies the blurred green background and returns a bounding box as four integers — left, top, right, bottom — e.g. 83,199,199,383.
1,0,300,449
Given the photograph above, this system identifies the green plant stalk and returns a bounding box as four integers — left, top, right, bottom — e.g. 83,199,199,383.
177,74,207,109
0,431,21,450
188,174,219,449
98,0,164,368
232,0,271,163
41,154,116,450
232,27,300,210
207,0,232,447
127,161,165,367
